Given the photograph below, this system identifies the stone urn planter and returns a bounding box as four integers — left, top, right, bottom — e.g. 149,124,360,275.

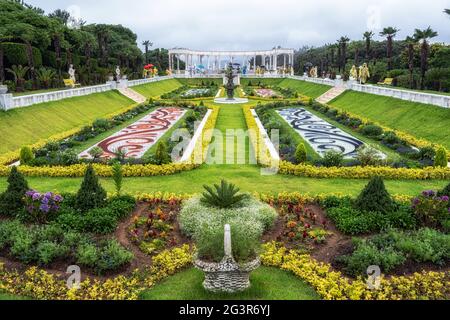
194,224,260,293
0,85,8,94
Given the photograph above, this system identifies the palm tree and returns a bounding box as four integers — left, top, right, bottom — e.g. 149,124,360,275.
405,36,417,89
339,36,350,73
414,27,438,89
380,27,399,70
35,68,56,89
363,31,374,62
445,9,450,16
6,65,29,92
142,40,153,64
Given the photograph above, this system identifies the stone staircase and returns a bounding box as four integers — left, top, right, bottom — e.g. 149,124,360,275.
315,86,347,104
118,87,147,104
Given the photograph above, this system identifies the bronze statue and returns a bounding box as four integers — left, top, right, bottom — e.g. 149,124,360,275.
225,63,235,100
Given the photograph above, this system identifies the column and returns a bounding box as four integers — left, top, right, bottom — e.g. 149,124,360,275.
253,54,256,73
177,55,180,74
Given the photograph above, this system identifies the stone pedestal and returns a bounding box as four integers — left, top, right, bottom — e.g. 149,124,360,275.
0,93,13,111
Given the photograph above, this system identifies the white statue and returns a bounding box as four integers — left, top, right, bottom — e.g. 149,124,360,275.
224,224,232,258
68,64,76,82
115,66,121,81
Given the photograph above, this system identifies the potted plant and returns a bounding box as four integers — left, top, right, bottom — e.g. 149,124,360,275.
179,180,277,293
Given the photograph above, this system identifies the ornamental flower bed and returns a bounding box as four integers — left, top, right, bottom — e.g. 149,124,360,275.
129,199,186,256
412,190,450,230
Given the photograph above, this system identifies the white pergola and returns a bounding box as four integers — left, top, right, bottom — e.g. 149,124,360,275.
168,48,295,75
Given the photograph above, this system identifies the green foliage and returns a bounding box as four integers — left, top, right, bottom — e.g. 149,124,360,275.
19,146,34,165
1,43,42,68
360,124,383,137
356,145,383,167
295,143,307,163
112,162,123,195
179,196,276,262
75,165,106,212
154,141,170,165
438,182,450,197
434,147,448,168
201,180,247,209
0,167,29,216
88,146,103,159
355,176,394,213
321,150,344,167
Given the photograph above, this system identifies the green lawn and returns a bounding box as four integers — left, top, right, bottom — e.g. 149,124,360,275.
374,84,450,96
0,91,134,154
278,78,331,98
0,291,30,300
0,166,446,196
139,267,319,300
330,90,450,150
132,78,183,98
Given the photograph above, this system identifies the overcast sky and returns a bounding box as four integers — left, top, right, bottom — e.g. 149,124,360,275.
29,0,450,51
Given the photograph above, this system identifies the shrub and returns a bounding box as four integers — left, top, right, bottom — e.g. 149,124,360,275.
419,146,436,161
322,150,344,167
295,143,307,164
201,180,247,209
356,146,383,167
23,190,64,224
88,146,104,160
84,208,118,234
438,182,450,197
75,165,107,212
434,147,448,168
0,167,29,216
179,196,276,262
19,146,34,165
360,125,383,137
355,177,394,214
154,141,170,165
411,190,449,228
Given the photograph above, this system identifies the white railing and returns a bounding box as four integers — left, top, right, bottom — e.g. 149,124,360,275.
128,76,173,87
288,75,335,87
349,83,450,108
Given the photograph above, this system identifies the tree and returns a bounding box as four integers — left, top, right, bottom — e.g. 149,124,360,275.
76,165,107,212
414,27,438,90
339,36,350,72
6,65,29,91
35,67,56,88
295,143,307,163
380,27,399,70
112,162,123,195
142,40,153,64
405,36,417,89
355,176,394,214
434,147,448,168
48,9,71,26
363,31,374,62
0,166,29,216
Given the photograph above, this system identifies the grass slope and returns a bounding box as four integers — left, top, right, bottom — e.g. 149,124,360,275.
278,79,331,98
132,79,183,98
139,267,319,300
0,91,134,154
330,90,450,149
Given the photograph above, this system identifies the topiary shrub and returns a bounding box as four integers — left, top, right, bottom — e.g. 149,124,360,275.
360,124,383,137
434,147,448,168
295,143,307,163
19,146,34,165
355,176,394,214
0,167,29,216
154,141,170,165
322,150,344,167
75,165,107,212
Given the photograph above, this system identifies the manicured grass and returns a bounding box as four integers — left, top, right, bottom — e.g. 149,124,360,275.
278,79,331,98
0,91,134,154
330,90,450,150
0,166,446,196
139,267,319,300
0,292,29,300
375,84,450,96
132,79,183,98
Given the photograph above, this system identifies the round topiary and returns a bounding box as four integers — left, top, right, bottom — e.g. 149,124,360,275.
355,176,394,214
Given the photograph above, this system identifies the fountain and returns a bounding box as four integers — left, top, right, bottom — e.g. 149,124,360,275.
214,63,248,104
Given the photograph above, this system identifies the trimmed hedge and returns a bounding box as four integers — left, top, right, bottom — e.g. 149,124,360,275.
1,42,42,68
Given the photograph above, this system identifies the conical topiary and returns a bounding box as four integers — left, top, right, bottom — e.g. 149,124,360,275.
434,147,448,168
295,143,307,163
355,176,394,214
76,165,107,212
0,166,29,216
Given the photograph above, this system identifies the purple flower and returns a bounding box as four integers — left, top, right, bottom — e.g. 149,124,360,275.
39,203,50,213
41,197,49,205
54,194,63,202
441,196,449,202
25,190,36,197
44,192,53,199
422,190,435,197
413,198,420,205
32,192,41,201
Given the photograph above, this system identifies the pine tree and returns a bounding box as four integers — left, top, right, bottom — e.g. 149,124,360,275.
112,162,123,195
0,166,29,216
355,176,394,213
76,165,107,212
155,141,170,165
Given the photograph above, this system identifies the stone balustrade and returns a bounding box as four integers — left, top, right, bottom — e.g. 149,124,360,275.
128,76,173,87
348,83,450,108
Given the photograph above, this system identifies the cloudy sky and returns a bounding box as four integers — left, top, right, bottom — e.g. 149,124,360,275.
29,0,450,51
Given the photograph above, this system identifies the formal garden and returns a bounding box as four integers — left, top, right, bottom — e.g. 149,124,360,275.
0,1,449,302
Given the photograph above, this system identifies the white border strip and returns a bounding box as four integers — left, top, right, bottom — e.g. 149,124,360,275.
250,109,280,161
178,109,213,163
